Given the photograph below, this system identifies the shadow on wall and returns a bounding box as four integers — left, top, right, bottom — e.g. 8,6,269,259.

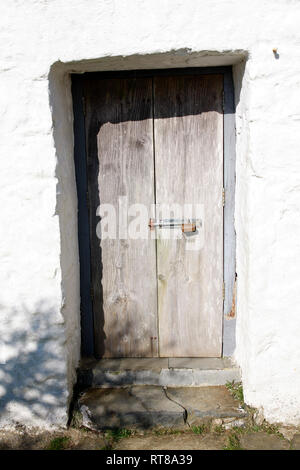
0,301,68,427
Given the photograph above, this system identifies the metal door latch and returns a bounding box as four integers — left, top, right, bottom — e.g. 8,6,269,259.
148,218,198,233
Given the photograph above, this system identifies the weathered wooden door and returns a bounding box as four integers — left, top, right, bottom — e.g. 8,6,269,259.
83,73,223,358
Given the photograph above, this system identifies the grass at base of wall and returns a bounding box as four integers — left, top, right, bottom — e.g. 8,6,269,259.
225,380,244,404
47,436,70,450
223,433,243,450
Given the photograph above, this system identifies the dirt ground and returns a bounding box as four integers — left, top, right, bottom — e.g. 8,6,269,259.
0,423,299,450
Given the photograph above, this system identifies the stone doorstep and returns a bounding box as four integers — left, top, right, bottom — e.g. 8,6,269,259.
165,386,246,424
78,357,241,388
77,385,246,430
79,386,185,430
80,357,234,371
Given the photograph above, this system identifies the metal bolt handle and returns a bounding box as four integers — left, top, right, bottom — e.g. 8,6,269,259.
148,218,197,233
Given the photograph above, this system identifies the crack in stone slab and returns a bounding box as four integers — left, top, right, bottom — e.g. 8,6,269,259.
163,387,188,425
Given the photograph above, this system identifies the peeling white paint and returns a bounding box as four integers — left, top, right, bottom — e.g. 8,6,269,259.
0,0,300,427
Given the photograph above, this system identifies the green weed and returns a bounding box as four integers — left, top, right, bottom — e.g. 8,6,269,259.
223,433,243,450
105,428,132,442
226,381,244,403
47,436,70,450
191,424,207,435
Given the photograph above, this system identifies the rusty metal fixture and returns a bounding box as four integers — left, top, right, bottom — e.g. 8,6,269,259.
181,223,196,233
148,218,198,233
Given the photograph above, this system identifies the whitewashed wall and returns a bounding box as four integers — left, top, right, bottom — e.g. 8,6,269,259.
0,0,300,427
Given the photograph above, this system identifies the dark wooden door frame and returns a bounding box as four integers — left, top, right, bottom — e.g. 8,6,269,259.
72,66,236,358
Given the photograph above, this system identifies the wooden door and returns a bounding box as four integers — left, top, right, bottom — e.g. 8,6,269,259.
84,72,224,358
154,75,224,357
84,77,158,357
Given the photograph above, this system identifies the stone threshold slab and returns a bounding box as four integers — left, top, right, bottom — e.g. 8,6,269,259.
81,357,234,371
78,386,185,430
77,385,246,430
78,358,241,388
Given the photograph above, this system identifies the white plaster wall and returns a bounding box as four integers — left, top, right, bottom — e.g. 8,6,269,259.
0,0,300,427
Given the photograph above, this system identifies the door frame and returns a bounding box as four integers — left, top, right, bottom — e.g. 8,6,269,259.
72,66,236,358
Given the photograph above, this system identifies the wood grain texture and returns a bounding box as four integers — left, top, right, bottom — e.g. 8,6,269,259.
84,77,158,357
154,74,224,357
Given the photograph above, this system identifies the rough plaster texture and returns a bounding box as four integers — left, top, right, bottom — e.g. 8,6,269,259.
0,0,300,427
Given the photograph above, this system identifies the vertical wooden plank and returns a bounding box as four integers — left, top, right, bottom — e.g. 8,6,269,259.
84,77,158,358
72,75,94,357
154,74,224,357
